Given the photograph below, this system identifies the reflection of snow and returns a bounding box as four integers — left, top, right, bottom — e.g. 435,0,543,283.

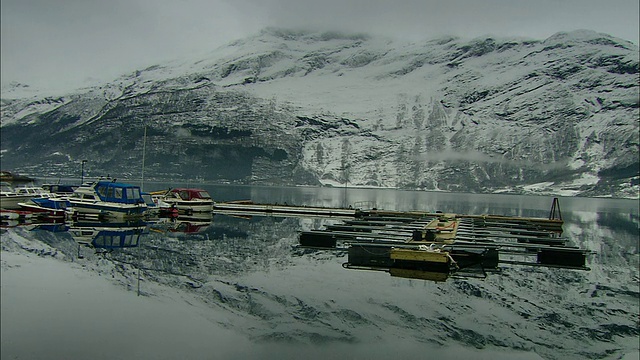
1,238,249,359
570,210,599,224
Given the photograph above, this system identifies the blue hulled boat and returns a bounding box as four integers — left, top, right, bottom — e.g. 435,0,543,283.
67,180,147,218
18,197,70,221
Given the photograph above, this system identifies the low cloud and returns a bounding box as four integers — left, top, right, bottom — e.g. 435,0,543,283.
420,150,570,170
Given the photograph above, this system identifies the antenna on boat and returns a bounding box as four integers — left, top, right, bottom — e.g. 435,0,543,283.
80,159,87,184
141,124,147,191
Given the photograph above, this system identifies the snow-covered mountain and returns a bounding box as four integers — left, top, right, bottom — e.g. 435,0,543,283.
1,28,638,198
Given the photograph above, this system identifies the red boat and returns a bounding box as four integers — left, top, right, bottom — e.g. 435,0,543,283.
157,188,213,213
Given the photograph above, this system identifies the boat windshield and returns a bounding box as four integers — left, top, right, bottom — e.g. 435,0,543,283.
141,194,155,206
0,183,14,193
198,191,211,199
96,182,142,202
93,231,140,248
126,188,140,200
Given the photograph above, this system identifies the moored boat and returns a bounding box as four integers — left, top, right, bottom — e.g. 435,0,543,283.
67,180,147,219
158,188,213,213
41,184,78,196
18,197,69,221
13,185,51,198
0,182,40,210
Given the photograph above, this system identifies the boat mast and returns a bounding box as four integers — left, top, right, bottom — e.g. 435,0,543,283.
141,125,147,191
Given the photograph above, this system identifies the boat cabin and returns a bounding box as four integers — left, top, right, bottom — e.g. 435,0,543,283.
0,182,15,194
14,186,50,198
92,229,143,249
42,184,78,195
93,181,145,204
168,188,212,201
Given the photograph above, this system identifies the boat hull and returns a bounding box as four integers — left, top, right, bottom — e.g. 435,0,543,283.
68,201,147,218
18,197,69,219
0,195,35,210
18,203,66,220
163,200,213,213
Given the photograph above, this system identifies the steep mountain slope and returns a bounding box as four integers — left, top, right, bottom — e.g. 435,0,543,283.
1,28,638,198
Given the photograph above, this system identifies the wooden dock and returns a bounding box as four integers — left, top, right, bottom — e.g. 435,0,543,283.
213,201,563,231
211,198,586,280
296,198,588,281
213,201,359,218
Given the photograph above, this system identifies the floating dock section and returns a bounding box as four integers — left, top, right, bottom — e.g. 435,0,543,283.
298,198,588,281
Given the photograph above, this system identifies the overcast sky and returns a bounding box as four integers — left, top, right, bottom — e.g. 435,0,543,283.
1,0,638,93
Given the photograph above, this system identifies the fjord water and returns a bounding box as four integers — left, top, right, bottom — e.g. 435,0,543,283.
1,184,638,360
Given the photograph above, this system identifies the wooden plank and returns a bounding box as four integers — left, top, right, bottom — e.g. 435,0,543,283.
390,248,450,263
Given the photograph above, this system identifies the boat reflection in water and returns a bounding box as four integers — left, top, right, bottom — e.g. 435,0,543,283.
30,223,69,233
69,220,147,251
150,213,214,237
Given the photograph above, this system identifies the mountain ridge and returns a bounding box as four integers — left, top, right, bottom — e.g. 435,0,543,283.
1,28,638,198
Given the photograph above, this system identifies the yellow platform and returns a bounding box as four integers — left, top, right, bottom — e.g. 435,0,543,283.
390,248,450,263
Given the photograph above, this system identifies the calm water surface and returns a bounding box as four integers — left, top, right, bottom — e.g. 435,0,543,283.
1,184,638,360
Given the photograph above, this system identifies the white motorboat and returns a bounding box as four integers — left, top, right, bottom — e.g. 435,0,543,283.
67,180,147,218
156,188,213,213
0,182,43,210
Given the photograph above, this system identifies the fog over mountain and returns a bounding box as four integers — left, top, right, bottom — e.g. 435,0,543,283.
1,28,638,198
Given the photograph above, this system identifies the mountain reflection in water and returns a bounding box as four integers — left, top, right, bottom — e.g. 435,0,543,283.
1,185,638,360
